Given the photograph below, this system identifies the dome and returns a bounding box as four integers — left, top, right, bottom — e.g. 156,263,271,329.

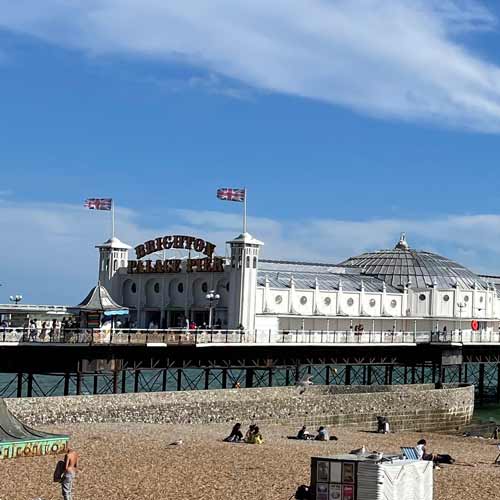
339,233,489,291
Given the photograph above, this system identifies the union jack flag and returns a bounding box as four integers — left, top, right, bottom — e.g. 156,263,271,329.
84,198,112,210
216,188,245,202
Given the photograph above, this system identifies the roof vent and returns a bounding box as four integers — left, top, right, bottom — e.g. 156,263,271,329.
394,232,409,250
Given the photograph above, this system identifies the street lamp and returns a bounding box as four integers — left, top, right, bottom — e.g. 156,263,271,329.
9,294,22,305
456,302,465,333
205,290,220,328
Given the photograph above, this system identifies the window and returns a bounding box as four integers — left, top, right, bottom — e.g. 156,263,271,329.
178,283,184,293
275,295,283,304
390,299,397,308
246,256,250,268
131,283,137,294
324,297,331,306
480,296,484,303
253,256,257,269
369,299,376,307
347,298,354,306
419,294,426,301
226,283,230,292
443,294,450,302
201,282,208,293
464,295,470,302
113,260,118,271
154,283,160,293
300,296,307,305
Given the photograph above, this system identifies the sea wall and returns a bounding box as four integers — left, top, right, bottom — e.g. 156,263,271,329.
5,383,474,432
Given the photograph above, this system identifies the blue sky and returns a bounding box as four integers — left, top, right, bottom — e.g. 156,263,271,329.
2,0,500,304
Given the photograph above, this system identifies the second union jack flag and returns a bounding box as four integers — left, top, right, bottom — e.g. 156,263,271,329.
216,188,245,202
84,198,112,210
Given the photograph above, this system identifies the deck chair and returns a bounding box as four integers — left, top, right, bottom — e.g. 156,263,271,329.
495,444,500,465
401,446,419,460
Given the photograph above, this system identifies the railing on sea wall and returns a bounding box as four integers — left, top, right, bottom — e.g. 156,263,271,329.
1,327,500,346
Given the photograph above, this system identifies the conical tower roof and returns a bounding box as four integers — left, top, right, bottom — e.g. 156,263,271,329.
77,283,127,311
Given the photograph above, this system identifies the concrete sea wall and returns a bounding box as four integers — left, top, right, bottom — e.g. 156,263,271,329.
5,383,474,432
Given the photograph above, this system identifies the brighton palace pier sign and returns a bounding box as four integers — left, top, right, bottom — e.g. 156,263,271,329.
128,235,224,274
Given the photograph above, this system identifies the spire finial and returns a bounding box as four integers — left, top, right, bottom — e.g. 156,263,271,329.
395,232,409,250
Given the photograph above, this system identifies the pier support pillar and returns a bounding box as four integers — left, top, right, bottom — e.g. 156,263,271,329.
479,363,485,405
17,372,23,398
245,368,254,388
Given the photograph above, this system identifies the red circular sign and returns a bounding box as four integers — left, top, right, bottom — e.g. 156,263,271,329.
471,320,479,331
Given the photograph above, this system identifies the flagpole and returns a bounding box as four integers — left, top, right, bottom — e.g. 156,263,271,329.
243,188,247,234
112,200,115,239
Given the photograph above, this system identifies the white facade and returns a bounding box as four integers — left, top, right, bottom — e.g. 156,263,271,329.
99,232,500,334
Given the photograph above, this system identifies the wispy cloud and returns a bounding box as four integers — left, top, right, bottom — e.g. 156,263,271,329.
2,199,500,304
1,1,500,131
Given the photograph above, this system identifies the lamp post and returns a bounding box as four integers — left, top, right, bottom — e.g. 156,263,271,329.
205,290,220,328
9,294,22,305
456,302,465,333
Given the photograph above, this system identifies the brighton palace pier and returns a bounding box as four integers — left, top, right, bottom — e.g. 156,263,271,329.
3,231,500,400
102,231,500,336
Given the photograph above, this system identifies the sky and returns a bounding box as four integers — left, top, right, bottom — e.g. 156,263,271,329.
2,0,500,304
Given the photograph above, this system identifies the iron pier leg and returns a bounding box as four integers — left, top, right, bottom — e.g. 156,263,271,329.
177,369,182,391
76,372,82,395
497,364,500,403
345,365,351,386
162,368,168,392
204,368,210,390
17,372,23,398
479,363,485,405
113,369,119,394
27,373,33,398
93,374,99,394
222,368,228,389
268,368,273,387
325,366,331,385
285,367,291,386
121,370,127,393
64,372,70,396
245,368,254,388
134,370,140,393
367,366,372,385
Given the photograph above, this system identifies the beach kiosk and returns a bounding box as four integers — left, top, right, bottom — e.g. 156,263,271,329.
77,283,128,329
0,399,68,460
310,454,433,500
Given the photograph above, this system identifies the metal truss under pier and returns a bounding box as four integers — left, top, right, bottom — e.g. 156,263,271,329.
1,343,500,403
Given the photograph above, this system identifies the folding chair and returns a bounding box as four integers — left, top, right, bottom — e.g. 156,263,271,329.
401,446,419,460
495,444,500,465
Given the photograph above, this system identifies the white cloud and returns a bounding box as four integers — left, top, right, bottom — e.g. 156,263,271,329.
2,199,500,304
1,1,500,130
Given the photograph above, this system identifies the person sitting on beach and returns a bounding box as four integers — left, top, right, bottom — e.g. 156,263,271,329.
297,426,312,440
246,425,263,444
315,426,330,441
416,439,433,461
416,439,454,466
224,423,243,442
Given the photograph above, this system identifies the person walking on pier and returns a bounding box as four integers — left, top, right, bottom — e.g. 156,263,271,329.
61,448,79,500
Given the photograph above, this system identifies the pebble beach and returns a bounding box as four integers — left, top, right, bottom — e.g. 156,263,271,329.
2,423,500,500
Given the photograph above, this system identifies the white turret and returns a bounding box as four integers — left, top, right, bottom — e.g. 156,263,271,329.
96,236,132,300
227,232,263,331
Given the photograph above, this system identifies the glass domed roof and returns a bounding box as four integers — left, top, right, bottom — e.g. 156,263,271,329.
339,233,489,291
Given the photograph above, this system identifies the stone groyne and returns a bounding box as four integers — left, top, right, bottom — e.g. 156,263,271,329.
5,383,474,432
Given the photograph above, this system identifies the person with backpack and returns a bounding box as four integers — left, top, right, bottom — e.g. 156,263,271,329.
54,448,79,500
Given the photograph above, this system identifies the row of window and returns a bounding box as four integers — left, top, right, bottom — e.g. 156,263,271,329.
273,295,399,308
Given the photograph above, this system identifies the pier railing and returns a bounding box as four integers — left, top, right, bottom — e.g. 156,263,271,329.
1,327,500,346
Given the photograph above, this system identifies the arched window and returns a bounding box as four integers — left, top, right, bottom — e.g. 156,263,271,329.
113,259,118,271
253,256,257,269
246,256,250,268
